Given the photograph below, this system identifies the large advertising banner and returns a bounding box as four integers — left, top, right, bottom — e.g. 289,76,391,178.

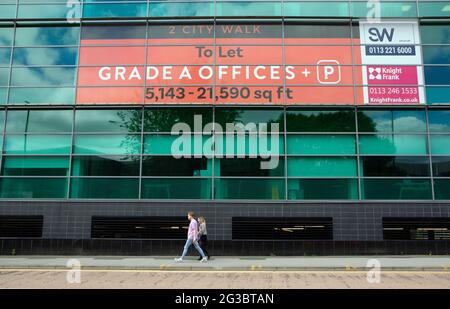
359,21,425,104
76,21,425,105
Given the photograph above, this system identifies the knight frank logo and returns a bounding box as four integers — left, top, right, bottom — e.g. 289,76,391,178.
368,67,382,80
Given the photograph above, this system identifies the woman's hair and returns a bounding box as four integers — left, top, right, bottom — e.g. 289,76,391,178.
198,216,206,224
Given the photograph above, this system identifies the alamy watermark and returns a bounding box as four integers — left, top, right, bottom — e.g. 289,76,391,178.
170,115,280,170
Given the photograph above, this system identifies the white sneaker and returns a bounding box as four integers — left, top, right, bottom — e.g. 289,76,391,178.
174,257,183,262
200,257,208,263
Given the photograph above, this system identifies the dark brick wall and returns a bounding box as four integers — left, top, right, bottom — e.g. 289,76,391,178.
1,200,450,242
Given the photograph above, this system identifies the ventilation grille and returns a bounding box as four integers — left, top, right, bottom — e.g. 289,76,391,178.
0,215,43,238
232,217,333,240
383,217,450,240
91,216,188,239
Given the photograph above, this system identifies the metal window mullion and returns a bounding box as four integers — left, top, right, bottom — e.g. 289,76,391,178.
281,9,288,204
425,106,436,200
212,12,216,201
66,106,76,199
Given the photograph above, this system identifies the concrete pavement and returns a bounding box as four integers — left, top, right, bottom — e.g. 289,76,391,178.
0,255,450,271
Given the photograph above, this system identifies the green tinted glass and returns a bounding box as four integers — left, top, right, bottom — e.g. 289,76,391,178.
0,5,16,19
286,109,355,132
144,108,212,132
14,26,80,46
0,27,13,46
359,134,428,155
362,179,432,200
284,2,348,17
357,110,426,133
287,157,357,177
0,88,7,104
11,67,76,87
216,157,284,177
217,2,282,16
0,68,9,86
141,178,212,199
430,135,450,154
434,179,450,200
70,178,139,199
428,110,450,132
419,2,450,17
6,109,73,133
2,156,69,176
0,110,4,131
75,109,142,133
0,178,67,199
421,24,450,44
215,108,284,132
214,178,285,200
8,87,76,104
351,1,417,17
287,135,356,154
74,134,141,155
83,3,147,18
215,134,284,156
4,134,71,154
142,156,212,176
144,134,213,156
71,156,140,176
18,4,72,18
149,2,214,17
287,179,358,200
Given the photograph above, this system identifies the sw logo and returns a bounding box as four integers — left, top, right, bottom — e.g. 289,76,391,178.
368,67,382,80
368,27,394,42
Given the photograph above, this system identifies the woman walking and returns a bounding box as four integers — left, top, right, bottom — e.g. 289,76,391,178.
197,216,210,260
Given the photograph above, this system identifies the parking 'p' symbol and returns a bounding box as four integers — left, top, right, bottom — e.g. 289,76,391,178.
317,60,341,84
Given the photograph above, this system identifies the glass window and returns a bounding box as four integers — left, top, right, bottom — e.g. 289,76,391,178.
429,110,450,132
70,178,139,199
0,178,67,199
216,108,283,132
81,24,146,43
10,67,76,86
1,156,69,176
18,4,73,19
0,5,16,19
425,66,450,85
430,135,450,155
142,156,211,176
0,88,6,104
83,2,147,18
144,108,212,132
149,2,214,17
419,2,450,17
359,134,428,155
362,179,432,200
8,87,75,104
144,134,213,156
423,46,450,65
287,157,357,177
0,27,13,46
217,158,284,177
286,109,355,132
284,22,351,41
74,134,141,155
432,156,450,177
216,1,282,17
287,179,358,200
351,1,417,17
215,134,283,156
287,135,356,155
361,156,430,177
434,179,450,200
284,2,348,17
4,134,71,154
15,26,79,46
421,24,450,44
13,47,78,66
0,47,11,65
426,87,450,104
75,109,142,133
358,110,427,133
0,109,5,131
6,109,73,132
214,178,285,200
0,67,8,86
71,156,140,176
141,178,212,199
